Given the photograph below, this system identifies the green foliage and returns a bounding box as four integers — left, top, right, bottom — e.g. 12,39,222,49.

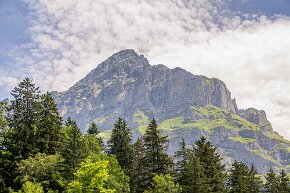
248,165,263,193
1,78,63,191
67,155,130,193
191,137,225,193
1,78,290,193
60,118,87,180
67,159,113,193
86,121,104,150
87,122,100,135
142,119,173,191
145,174,182,193
0,101,7,130
10,181,44,193
182,152,206,193
227,162,262,193
265,168,279,193
0,102,9,192
174,138,189,188
84,134,101,155
107,118,133,174
277,170,290,193
36,93,63,155
6,78,41,158
17,153,64,192
130,138,148,193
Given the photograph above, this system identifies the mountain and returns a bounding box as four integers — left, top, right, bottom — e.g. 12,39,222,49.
51,49,290,173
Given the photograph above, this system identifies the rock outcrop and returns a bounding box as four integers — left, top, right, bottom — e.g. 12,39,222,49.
52,49,290,173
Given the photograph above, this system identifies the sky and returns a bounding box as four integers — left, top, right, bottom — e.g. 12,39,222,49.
0,0,290,139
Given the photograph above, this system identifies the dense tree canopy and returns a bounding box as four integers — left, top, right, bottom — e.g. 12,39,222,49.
67,155,130,193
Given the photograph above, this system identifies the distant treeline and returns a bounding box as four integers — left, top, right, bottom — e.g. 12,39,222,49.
0,78,289,193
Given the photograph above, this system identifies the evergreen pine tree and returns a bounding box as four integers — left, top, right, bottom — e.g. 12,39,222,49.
107,118,133,174
193,136,225,193
143,118,173,190
174,138,189,188
36,93,62,154
248,165,262,193
265,168,279,193
6,78,41,158
228,161,251,193
60,117,86,179
2,78,42,191
278,170,290,193
87,122,99,135
182,152,205,193
131,138,147,193
87,121,103,149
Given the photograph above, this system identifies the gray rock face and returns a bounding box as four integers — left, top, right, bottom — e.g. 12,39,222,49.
52,49,290,173
240,108,273,132
52,49,238,129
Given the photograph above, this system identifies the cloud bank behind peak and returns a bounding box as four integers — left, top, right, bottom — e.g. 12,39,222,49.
1,0,290,139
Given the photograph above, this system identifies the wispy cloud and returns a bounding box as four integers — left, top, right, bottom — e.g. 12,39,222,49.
1,0,290,139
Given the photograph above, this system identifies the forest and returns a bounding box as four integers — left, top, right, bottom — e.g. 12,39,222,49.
0,78,289,193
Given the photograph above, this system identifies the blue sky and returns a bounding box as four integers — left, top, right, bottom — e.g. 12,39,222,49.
0,0,30,98
0,0,290,139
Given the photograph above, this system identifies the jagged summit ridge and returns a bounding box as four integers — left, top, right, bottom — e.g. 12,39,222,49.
51,49,290,173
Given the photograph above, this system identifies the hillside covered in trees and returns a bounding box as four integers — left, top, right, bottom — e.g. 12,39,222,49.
0,78,289,193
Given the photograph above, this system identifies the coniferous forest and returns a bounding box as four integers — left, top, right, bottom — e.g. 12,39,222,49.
0,78,289,193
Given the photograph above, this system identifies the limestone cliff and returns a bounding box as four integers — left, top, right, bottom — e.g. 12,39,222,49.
52,49,290,173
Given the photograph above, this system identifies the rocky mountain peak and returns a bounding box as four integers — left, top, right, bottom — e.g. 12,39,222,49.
96,49,150,72
51,50,290,173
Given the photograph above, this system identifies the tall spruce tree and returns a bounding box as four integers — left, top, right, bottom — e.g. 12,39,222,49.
182,152,205,193
143,118,173,190
278,170,290,193
131,138,147,193
174,138,189,188
265,168,279,193
247,165,262,193
107,118,133,174
87,121,103,150
227,161,261,193
1,78,42,191
36,93,62,154
6,78,41,158
60,117,86,179
193,136,225,193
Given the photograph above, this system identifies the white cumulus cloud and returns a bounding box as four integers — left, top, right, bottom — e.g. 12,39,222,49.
1,0,290,139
